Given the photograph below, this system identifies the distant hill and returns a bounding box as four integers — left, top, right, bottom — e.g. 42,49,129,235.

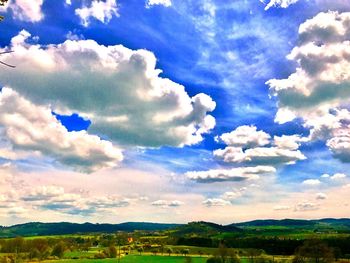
232,219,315,227
0,222,181,238
231,218,350,228
172,221,242,237
0,218,349,238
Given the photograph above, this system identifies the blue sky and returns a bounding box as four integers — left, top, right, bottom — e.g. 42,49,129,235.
0,0,350,224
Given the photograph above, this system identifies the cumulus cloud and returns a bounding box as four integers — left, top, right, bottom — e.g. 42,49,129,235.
0,88,123,173
330,173,347,180
261,0,299,11
86,197,130,209
266,11,350,163
302,179,321,186
202,198,230,207
22,185,130,215
22,186,65,201
75,0,118,27
295,201,319,211
0,30,215,149
214,146,306,166
327,131,350,162
316,193,327,200
0,0,44,22
186,166,275,183
214,126,306,167
221,189,245,200
186,127,304,187
146,0,172,8
151,200,184,208
217,125,270,148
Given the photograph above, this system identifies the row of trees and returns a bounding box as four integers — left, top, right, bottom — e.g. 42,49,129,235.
205,239,343,263
0,238,66,262
177,236,350,257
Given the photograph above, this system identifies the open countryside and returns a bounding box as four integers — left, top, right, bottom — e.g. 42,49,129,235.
0,219,349,262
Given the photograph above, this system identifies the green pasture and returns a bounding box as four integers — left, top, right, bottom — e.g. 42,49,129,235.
42,255,208,263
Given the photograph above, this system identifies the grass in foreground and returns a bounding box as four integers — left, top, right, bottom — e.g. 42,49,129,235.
43,255,207,263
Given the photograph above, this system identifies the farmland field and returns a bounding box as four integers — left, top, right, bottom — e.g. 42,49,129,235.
42,255,208,263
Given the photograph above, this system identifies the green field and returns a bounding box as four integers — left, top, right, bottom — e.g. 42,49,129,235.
43,255,207,263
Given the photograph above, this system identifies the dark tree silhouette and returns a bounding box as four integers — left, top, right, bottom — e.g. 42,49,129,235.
0,0,9,21
293,239,334,263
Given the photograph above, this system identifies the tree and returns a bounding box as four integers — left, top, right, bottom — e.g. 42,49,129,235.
51,242,66,259
137,247,143,255
152,248,159,256
182,248,190,257
246,249,263,263
218,242,229,263
333,247,342,261
166,247,173,256
294,239,334,263
107,245,117,258
29,248,41,260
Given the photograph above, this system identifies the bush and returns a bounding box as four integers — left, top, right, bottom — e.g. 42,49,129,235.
94,253,106,259
207,257,221,263
107,245,117,258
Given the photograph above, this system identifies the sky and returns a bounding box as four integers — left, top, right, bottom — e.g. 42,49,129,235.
0,0,350,225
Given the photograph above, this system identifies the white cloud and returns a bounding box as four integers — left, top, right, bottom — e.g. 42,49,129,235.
75,0,118,27
0,0,44,22
266,11,350,163
316,193,327,200
22,186,65,201
8,206,28,216
327,131,350,163
186,166,275,183
221,190,244,201
214,146,306,166
151,200,184,208
218,125,270,148
295,201,319,211
146,0,171,8
273,205,290,211
330,173,347,180
261,0,299,10
202,198,230,207
0,30,215,149
21,185,130,215
86,196,130,209
0,88,123,173
273,135,307,150
214,127,306,167
321,173,330,178
302,179,321,186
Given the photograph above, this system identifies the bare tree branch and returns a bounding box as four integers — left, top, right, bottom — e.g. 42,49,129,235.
0,60,15,68
0,50,15,68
